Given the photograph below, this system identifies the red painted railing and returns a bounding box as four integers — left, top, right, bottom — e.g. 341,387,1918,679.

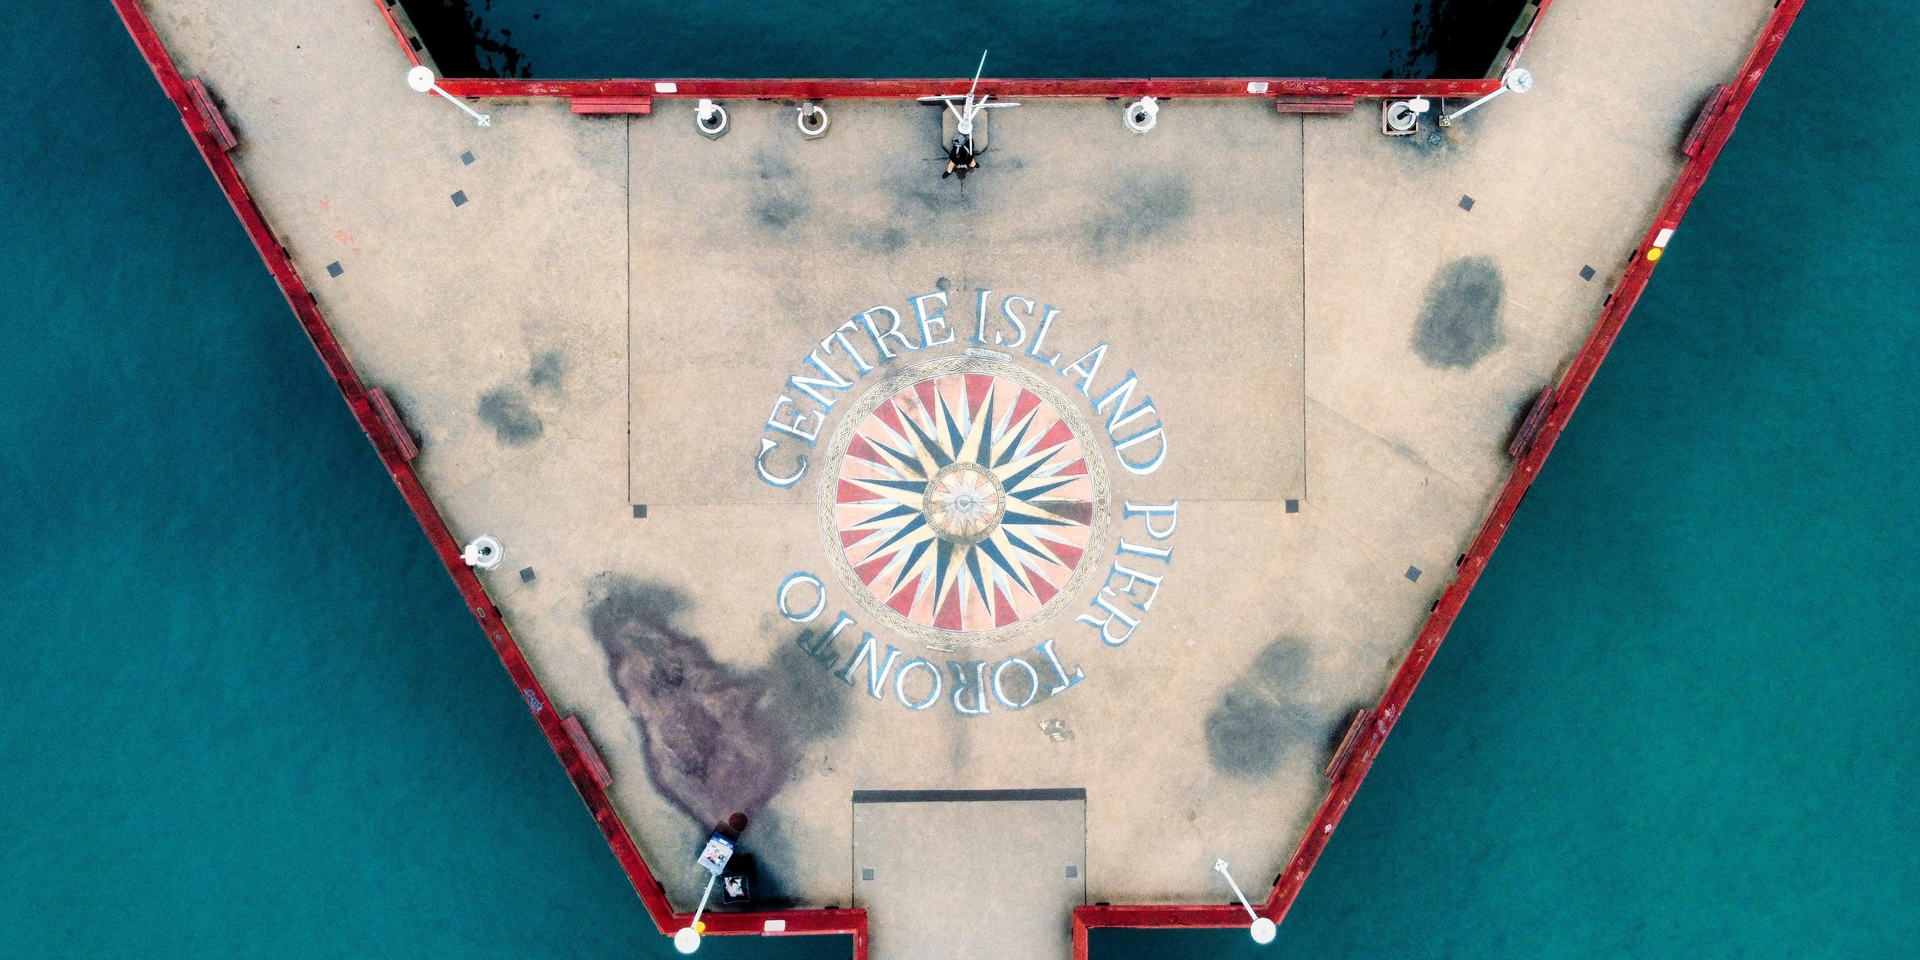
374,0,422,69
434,77,1505,100
1501,0,1558,75
114,0,1805,956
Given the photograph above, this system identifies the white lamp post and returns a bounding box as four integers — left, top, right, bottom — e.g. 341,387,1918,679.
406,65,490,127
1214,858,1278,945
673,872,718,954
1439,67,1533,126
916,50,1020,153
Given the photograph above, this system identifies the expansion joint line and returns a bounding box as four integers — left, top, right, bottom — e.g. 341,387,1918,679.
626,114,634,505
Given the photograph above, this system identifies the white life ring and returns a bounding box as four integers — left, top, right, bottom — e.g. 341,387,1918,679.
1124,96,1159,134
462,534,504,570
796,101,830,138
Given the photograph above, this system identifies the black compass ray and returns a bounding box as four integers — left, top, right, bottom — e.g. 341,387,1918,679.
973,394,997,466
868,437,927,477
901,409,954,471
940,394,966,453
862,478,929,494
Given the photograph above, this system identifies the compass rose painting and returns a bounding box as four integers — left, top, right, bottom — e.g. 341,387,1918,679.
820,358,1110,648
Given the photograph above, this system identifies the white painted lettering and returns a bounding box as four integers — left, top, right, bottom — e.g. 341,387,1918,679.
788,350,853,409
1077,592,1142,646
1061,342,1109,396
948,660,991,716
1123,500,1179,540
836,633,903,700
859,306,918,360
821,319,876,374
995,295,1034,350
1027,305,1063,369
913,291,957,347
1035,638,1086,695
794,612,857,669
1102,562,1165,613
1091,371,1158,435
894,658,942,710
1113,425,1169,475
755,437,807,487
766,395,824,444
776,572,827,623
992,657,1041,709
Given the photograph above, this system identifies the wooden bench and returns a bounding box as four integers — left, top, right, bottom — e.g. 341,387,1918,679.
571,96,653,115
1275,95,1356,115
185,77,238,152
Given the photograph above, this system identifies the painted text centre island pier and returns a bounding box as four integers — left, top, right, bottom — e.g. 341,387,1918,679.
113,1,1802,956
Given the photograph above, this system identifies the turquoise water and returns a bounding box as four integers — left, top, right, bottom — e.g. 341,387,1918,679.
395,0,1523,80
2,3,1914,960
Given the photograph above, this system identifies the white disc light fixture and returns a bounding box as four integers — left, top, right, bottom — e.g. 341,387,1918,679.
1251,917,1278,944
673,926,702,954
1215,858,1278,946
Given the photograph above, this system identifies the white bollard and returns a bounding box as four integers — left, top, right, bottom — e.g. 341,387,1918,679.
461,535,503,570
1124,96,1159,133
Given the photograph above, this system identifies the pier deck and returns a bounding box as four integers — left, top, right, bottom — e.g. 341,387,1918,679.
118,0,1790,955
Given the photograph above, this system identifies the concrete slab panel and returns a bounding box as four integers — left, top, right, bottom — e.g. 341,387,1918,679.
629,99,1305,506
854,794,1085,960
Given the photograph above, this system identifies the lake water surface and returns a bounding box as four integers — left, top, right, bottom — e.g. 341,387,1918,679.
394,0,1527,80
1,2,1913,959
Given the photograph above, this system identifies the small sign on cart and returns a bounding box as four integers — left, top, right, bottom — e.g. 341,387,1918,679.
696,831,736,876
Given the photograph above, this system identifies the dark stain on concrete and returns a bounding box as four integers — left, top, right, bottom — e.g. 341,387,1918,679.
893,174,973,218
527,351,564,392
857,225,909,255
1086,174,1192,257
1204,638,1321,779
761,641,849,745
749,149,810,231
1398,119,1464,160
946,713,971,772
591,579,848,828
726,809,808,908
1413,255,1506,368
592,580,792,826
477,388,543,446
878,140,980,220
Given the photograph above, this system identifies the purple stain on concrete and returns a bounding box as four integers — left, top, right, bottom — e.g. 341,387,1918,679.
589,581,793,826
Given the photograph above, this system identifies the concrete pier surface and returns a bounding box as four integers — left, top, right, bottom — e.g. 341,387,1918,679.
123,0,1784,955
